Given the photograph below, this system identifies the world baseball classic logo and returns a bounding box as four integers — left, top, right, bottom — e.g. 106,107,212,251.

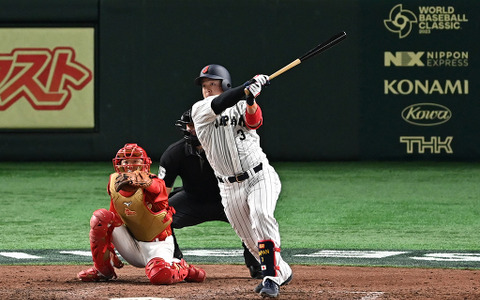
0,47,92,111
384,4,417,38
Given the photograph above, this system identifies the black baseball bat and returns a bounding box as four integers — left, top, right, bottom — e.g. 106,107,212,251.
269,31,347,80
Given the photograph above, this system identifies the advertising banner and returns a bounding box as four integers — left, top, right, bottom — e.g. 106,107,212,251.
359,1,479,159
0,28,94,129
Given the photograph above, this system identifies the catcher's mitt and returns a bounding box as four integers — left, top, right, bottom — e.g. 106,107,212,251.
115,171,153,192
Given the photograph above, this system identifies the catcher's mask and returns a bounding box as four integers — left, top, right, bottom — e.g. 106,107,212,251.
194,64,232,91
175,109,200,147
113,143,152,173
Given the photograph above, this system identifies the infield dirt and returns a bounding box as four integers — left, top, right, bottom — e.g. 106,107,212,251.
0,264,478,299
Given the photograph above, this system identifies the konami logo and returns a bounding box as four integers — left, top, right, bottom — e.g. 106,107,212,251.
0,47,92,111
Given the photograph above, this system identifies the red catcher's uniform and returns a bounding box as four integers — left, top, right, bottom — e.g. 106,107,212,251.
77,143,206,285
108,173,172,242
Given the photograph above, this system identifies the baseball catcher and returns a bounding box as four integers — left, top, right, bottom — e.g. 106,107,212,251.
77,143,206,285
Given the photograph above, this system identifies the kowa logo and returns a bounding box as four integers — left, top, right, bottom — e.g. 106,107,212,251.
384,4,468,38
0,47,92,111
384,51,468,67
401,103,451,126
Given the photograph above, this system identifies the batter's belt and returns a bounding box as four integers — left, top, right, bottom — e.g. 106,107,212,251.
217,163,263,183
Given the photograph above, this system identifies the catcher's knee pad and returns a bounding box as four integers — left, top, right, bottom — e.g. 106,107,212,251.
145,258,187,285
258,240,280,277
89,209,122,278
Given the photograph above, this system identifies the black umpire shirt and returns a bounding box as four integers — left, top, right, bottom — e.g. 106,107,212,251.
159,139,221,201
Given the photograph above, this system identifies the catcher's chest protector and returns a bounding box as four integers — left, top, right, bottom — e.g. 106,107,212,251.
109,174,171,241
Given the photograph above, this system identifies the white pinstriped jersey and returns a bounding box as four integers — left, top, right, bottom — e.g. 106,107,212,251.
192,93,293,285
191,96,267,177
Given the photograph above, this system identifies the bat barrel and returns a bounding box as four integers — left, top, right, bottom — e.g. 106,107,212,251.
299,31,347,62
258,31,347,84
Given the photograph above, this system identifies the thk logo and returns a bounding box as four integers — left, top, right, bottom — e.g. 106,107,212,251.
400,136,453,154
0,47,92,111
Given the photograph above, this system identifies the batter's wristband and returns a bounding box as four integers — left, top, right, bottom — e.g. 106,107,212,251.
245,105,263,129
246,94,255,106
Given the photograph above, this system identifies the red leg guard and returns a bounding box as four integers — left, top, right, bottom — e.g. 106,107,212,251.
145,258,188,285
78,266,115,282
110,251,124,269
180,259,206,283
88,209,122,279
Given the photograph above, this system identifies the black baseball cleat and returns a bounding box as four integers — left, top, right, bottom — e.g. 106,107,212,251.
259,279,279,298
254,272,293,293
249,265,264,279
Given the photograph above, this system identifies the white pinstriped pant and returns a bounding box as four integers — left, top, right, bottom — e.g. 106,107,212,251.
219,162,292,285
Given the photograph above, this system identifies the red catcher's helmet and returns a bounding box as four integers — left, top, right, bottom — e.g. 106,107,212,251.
112,143,152,173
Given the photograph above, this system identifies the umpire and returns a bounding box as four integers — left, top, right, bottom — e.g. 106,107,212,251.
158,109,262,279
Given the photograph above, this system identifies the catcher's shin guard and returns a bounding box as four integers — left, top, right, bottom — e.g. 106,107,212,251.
88,209,122,279
145,258,206,285
78,251,124,282
181,259,206,283
145,258,188,285
258,240,280,277
77,266,115,282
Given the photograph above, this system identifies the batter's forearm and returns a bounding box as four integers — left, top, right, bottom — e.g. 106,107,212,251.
211,85,245,114
246,104,263,129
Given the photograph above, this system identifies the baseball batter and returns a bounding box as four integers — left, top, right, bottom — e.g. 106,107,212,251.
191,64,292,298
158,109,263,279
77,143,206,285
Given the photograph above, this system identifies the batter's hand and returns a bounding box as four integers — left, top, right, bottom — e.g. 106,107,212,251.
245,74,270,105
247,82,262,99
253,74,270,86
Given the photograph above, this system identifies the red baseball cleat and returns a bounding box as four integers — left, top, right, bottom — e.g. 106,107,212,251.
77,267,117,282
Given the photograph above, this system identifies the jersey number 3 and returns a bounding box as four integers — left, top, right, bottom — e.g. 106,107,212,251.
237,129,246,140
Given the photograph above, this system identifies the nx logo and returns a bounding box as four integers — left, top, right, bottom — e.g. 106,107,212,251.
385,51,469,67
400,136,453,154
384,4,418,38
385,52,424,67
0,47,92,111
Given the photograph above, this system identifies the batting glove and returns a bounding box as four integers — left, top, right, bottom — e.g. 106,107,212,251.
253,74,270,86
244,74,270,105
247,82,262,98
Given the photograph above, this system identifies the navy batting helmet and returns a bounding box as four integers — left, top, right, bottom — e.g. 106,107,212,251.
194,64,232,91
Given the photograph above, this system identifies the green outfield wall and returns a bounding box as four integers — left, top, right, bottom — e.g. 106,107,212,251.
0,0,478,161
